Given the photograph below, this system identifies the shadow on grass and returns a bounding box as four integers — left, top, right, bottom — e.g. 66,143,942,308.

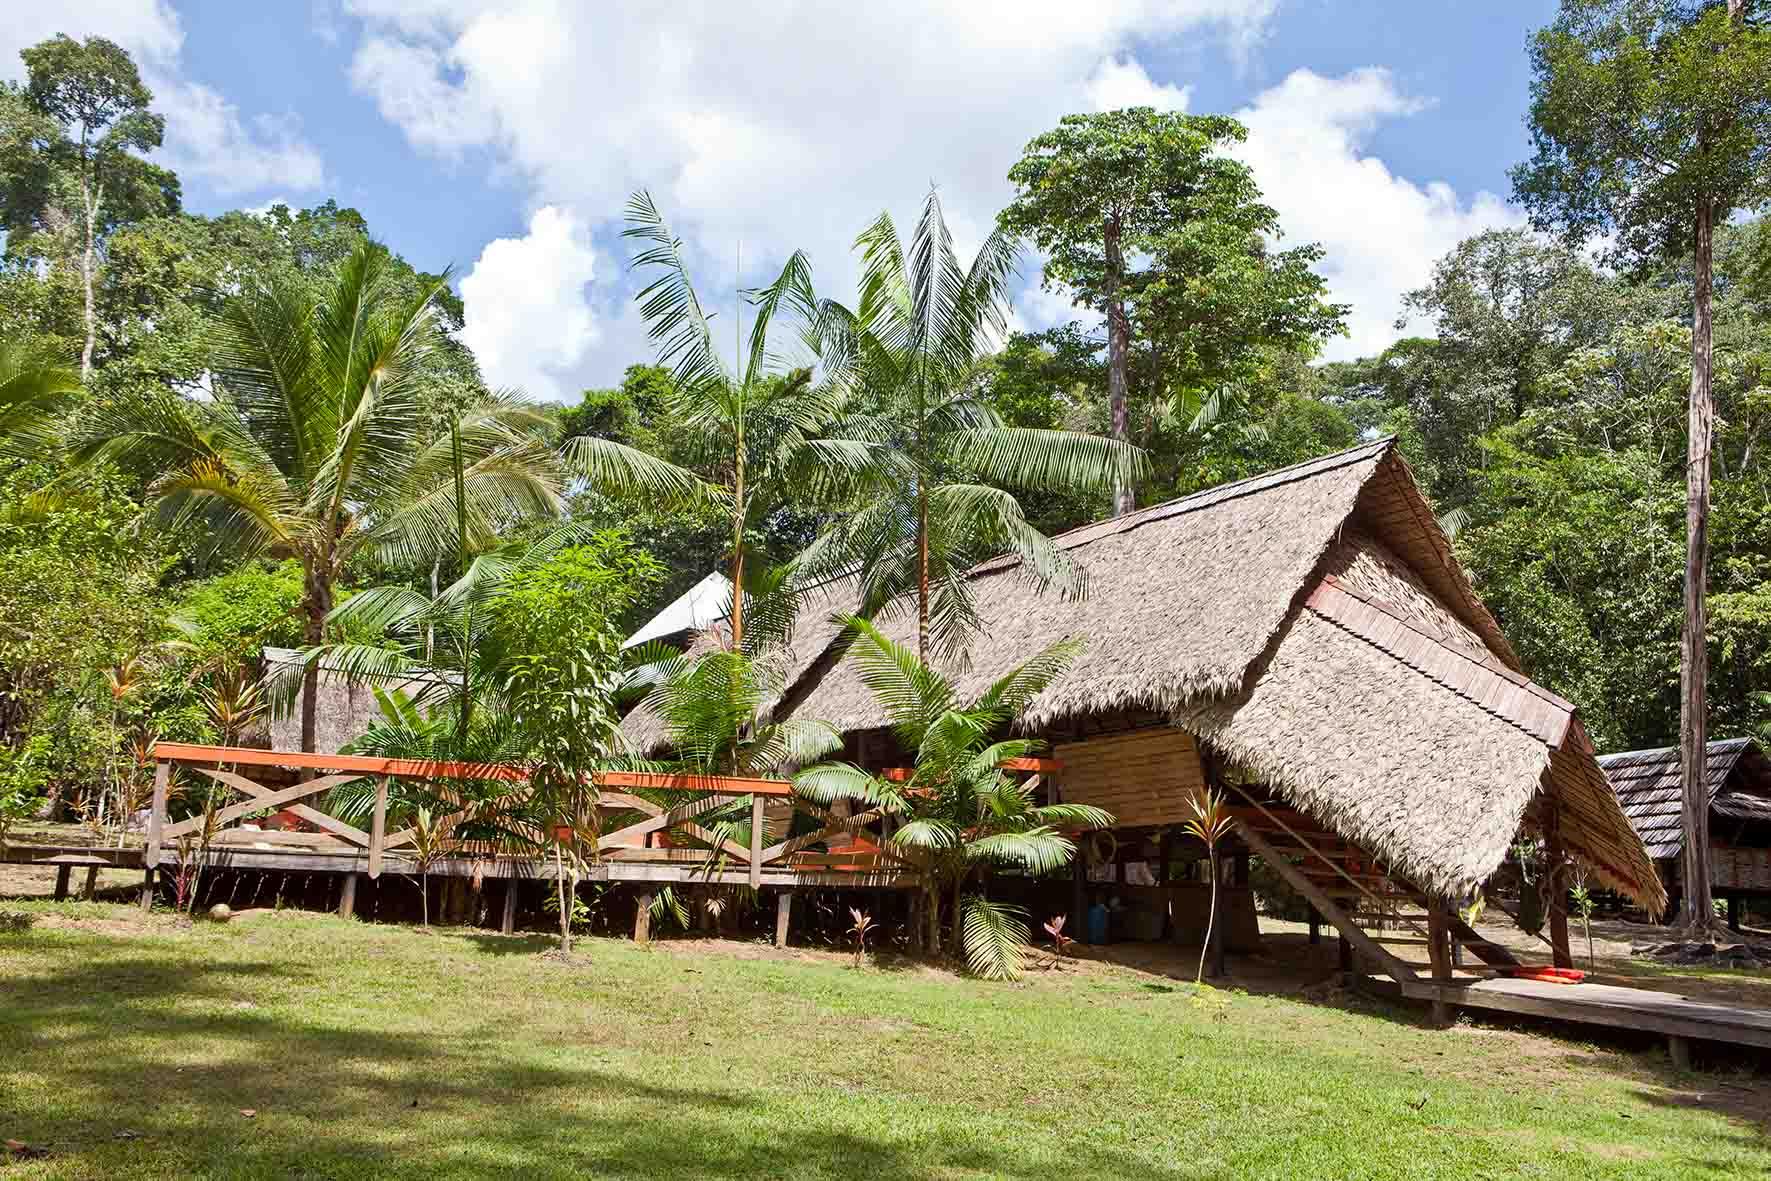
0,943,1171,1180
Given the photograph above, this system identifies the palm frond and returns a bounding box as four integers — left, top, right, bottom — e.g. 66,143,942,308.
961,894,1029,981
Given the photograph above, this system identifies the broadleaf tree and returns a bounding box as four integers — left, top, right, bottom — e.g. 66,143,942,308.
1513,0,1771,931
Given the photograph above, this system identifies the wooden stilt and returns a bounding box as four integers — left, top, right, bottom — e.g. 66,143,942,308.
1307,904,1321,945
1427,902,1452,1027
501,880,518,935
338,873,357,919
81,865,99,901
1727,895,1741,932
54,865,71,901
1338,933,1353,979
138,869,155,912
634,890,653,944
775,891,792,948
1668,1035,1692,1071
1544,802,1573,969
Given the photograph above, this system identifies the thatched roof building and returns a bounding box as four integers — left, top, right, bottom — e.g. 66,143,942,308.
1600,738,1771,900
623,438,1663,913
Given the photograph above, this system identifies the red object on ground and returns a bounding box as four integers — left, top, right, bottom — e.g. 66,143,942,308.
1500,966,1586,984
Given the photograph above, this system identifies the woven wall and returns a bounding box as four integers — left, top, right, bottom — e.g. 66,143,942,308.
1054,727,1204,828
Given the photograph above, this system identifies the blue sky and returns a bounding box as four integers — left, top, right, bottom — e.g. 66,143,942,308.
5,2,1559,400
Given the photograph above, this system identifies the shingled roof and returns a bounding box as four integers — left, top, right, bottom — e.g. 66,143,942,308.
1597,738,1771,859
623,438,1664,909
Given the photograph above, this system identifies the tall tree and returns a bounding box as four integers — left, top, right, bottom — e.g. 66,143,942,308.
69,240,564,752
1513,0,1771,931
7,36,177,378
800,191,1144,659
623,191,879,654
999,109,1268,515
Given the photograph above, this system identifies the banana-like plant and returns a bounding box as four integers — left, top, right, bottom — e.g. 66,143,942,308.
794,617,1111,979
795,190,1147,660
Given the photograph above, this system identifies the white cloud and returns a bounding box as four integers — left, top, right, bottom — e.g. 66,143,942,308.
1231,68,1522,360
1085,56,1191,113
343,0,1280,383
458,205,602,402
0,0,323,198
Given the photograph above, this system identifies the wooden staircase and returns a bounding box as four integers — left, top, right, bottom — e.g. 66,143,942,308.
1228,804,1521,969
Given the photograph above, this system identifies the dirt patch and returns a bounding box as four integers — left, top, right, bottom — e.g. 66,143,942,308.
25,910,166,938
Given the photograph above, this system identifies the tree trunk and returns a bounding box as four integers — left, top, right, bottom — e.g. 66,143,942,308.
1680,195,1718,935
925,881,941,955
1196,849,1218,983
1103,213,1133,517
949,873,965,958
79,172,99,380
916,482,931,660
729,413,746,653
299,568,331,756
421,870,430,928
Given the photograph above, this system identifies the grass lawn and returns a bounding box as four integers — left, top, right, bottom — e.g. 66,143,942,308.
2,902,1769,1179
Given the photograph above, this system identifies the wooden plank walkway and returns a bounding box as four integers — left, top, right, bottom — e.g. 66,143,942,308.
1394,975,1771,1056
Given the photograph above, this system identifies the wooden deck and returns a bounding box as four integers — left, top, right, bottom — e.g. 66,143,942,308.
1388,975,1771,1059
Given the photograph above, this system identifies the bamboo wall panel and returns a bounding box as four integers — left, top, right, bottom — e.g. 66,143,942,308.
1053,727,1204,827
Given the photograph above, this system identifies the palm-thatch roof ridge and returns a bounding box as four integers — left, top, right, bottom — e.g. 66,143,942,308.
620,437,1665,909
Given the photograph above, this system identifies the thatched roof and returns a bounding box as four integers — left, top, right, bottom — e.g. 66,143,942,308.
1598,738,1771,859
621,438,1663,909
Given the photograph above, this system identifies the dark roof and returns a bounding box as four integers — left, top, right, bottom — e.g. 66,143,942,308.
1597,738,1771,859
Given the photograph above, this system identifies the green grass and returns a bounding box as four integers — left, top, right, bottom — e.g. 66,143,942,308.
1,903,1767,1179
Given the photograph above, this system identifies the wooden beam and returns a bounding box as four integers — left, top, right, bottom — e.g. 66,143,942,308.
198,769,374,848
775,891,792,948
338,873,357,919
501,880,518,935
149,743,794,796
1234,820,1418,982
163,774,359,840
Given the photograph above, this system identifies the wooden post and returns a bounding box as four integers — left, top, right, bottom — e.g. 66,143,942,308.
368,776,388,880
138,869,155,912
81,865,99,901
1544,804,1573,969
1727,895,1741,932
749,792,764,889
501,880,518,935
53,865,71,901
1307,903,1321,945
338,873,357,919
634,890,653,944
146,759,170,872
775,891,792,948
1668,1034,1692,1071
1338,933,1353,979
1071,856,1087,945
1427,901,1453,1027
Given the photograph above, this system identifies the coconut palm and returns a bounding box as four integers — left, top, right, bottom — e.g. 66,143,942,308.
0,337,80,458
623,191,887,654
794,617,1111,979
796,191,1147,659
68,240,575,751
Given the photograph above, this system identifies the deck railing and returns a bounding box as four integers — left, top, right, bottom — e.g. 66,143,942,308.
146,743,912,886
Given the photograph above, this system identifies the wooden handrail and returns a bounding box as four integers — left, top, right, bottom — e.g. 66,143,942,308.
879,756,1060,782
149,742,795,796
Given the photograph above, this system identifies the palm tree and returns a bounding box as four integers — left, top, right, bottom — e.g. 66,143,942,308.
798,191,1147,659
0,337,80,458
794,617,1111,979
69,241,567,752
623,192,886,654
